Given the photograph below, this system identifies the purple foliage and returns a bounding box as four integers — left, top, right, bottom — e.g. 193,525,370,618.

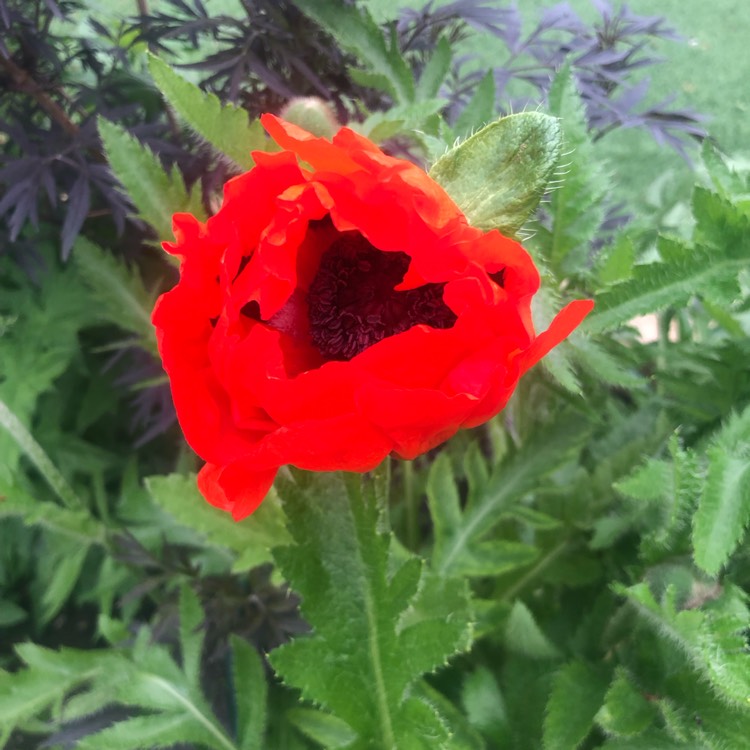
398,0,706,152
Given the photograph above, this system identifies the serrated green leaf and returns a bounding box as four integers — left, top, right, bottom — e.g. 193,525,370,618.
231,636,267,750
415,679,486,750
77,713,225,750
574,337,644,389
540,64,606,275
505,601,561,660
596,234,636,287
596,668,658,737
543,661,609,750
430,112,561,237
431,418,588,578
701,141,747,199
693,406,750,575
146,474,290,572
416,36,452,100
616,458,674,503
0,483,104,544
0,254,94,485
287,708,357,749
179,585,204,691
72,237,157,355
0,399,84,510
617,582,750,706
295,0,415,104
614,435,702,559
601,732,701,749
454,70,495,137
41,543,89,625
586,237,746,334
269,472,471,749
0,645,109,737
98,117,206,241
148,55,263,170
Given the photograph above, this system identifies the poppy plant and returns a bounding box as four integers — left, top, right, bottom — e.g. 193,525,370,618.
152,114,593,519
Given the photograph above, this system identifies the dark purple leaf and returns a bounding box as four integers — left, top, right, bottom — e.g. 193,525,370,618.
60,172,90,258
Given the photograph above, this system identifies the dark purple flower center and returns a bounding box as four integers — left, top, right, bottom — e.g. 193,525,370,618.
306,233,457,361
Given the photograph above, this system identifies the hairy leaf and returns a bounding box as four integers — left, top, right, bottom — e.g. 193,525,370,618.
538,64,606,276
145,473,290,572
429,420,587,578
98,117,206,242
595,668,658,737
73,237,157,355
295,0,415,104
543,661,609,750
148,55,265,171
693,406,750,575
269,472,472,748
617,582,750,706
231,635,268,750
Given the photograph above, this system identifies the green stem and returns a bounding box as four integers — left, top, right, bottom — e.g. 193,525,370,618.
500,539,571,602
403,460,418,550
0,397,84,510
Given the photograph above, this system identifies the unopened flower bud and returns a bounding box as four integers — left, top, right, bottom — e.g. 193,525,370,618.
279,97,340,139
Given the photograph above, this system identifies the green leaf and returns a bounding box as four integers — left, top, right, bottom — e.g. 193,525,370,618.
601,732,701,749
0,645,108,738
587,188,750,333
294,0,415,104
430,419,588,578
543,661,609,750
596,668,658,737
453,70,495,138
0,398,84,510
505,601,561,660
538,64,606,275
0,252,94,483
586,238,745,334
595,234,636,287
617,582,750,706
148,55,264,170
415,36,452,100
287,708,358,748
430,112,562,237
98,117,206,242
78,714,220,750
701,141,747,202
462,667,509,743
532,287,581,393
0,599,26,627
0,482,104,544
72,237,157,355
693,405,750,575
146,473,290,572
269,472,472,748
574,337,644,389
179,585,204,691
231,636,267,750
41,543,89,625
360,98,446,142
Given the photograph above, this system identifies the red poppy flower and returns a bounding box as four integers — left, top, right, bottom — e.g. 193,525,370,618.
153,115,593,519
